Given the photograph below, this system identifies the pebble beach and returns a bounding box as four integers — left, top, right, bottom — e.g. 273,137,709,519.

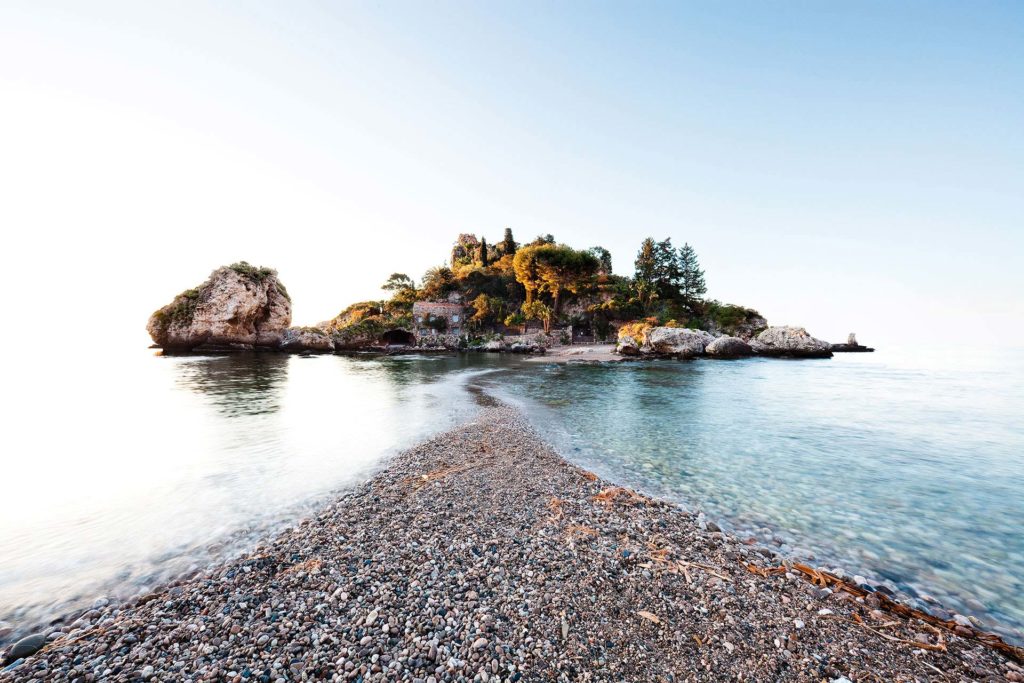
2,401,1021,682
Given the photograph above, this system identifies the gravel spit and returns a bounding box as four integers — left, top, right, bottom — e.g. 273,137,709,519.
2,404,1019,681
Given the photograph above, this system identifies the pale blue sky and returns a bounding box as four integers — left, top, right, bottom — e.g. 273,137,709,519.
1,1,1021,346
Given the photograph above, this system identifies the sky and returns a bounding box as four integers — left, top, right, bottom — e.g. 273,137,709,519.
1,0,1022,348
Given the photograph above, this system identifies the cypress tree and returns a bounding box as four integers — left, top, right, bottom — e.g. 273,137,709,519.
478,237,489,266
501,228,517,256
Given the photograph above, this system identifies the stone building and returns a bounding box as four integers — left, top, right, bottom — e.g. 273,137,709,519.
411,301,467,344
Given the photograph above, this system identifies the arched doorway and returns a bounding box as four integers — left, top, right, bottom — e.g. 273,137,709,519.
380,329,415,347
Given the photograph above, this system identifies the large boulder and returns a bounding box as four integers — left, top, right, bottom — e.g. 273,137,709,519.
645,327,713,358
280,327,335,353
615,324,712,358
147,263,291,351
705,335,754,358
751,326,833,358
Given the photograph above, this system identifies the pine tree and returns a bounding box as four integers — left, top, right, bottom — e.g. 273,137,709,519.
501,228,517,256
633,238,659,311
478,237,489,266
589,246,612,274
678,242,707,303
653,238,682,299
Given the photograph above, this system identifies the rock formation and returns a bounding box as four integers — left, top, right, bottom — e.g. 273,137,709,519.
280,327,335,353
831,332,875,353
645,327,714,358
750,326,833,358
705,336,754,358
615,325,712,359
147,263,291,351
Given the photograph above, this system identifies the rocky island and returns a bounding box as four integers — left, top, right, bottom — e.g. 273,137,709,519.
146,232,870,359
147,263,292,352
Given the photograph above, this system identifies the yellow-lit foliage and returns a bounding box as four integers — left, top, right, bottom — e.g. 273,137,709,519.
617,321,652,343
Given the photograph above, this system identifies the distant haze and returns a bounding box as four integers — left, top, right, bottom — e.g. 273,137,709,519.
1,1,1021,349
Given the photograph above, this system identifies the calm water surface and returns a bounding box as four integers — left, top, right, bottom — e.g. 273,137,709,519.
0,351,492,638
486,348,1024,642
1,348,1022,644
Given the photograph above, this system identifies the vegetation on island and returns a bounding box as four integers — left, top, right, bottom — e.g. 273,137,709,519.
324,230,765,343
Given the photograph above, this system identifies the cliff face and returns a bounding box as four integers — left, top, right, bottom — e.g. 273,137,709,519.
147,263,292,350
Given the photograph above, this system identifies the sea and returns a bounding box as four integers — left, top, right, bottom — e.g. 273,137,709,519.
1,347,1021,644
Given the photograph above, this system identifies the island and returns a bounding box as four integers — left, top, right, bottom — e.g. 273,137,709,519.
146,231,868,359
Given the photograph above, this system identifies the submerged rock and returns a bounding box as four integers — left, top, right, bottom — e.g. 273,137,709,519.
147,262,291,351
705,336,754,358
280,327,335,353
750,326,833,358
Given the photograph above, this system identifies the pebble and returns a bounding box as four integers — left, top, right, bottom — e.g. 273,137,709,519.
0,405,1011,683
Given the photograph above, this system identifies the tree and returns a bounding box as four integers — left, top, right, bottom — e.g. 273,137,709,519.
589,246,612,274
381,273,417,311
512,245,544,303
381,273,415,293
678,242,707,304
653,238,682,299
500,227,517,256
470,293,504,328
533,245,600,315
521,300,553,333
633,238,659,312
478,237,489,267
420,266,456,300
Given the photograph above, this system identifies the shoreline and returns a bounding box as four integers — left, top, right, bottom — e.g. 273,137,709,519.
3,403,1021,681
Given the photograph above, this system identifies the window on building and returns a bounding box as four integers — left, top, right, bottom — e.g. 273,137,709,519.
452,315,460,322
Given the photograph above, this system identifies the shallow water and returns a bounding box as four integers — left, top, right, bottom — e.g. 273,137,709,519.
0,351,497,637
1,347,1022,645
484,348,1024,641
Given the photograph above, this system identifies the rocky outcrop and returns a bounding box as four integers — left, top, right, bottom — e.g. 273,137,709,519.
615,325,712,359
750,326,832,358
280,327,335,353
831,332,875,352
147,263,291,351
704,307,768,340
616,330,645,356
646,327,713,358
705,336,754,358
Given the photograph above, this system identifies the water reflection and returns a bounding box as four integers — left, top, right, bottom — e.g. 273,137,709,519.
171,351,289,416
0,351,485,641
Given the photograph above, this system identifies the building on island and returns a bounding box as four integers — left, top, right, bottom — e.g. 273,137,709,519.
411,301,467,343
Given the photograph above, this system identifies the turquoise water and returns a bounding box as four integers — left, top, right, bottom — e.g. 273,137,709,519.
1,348,1022,645
485,349,1024,643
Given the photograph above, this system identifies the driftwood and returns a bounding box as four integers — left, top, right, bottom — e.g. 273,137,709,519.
745,561,1024,664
